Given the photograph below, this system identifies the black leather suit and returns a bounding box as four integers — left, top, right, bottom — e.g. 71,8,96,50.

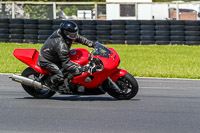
38,29,94,84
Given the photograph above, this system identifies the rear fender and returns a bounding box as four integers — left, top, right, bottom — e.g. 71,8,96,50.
13,49,50,74
109,69,127,82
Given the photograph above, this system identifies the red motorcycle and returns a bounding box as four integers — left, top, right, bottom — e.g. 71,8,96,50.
10,42,138,100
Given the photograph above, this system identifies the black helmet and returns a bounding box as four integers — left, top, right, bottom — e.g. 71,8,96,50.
60,20,78,39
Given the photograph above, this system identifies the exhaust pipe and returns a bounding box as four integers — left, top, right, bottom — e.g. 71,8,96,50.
10,74,51,90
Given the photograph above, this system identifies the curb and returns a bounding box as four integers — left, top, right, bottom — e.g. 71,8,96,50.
136,77,200,81
0,73,12,76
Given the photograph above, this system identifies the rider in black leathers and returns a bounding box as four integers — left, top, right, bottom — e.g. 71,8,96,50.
38,20,95,90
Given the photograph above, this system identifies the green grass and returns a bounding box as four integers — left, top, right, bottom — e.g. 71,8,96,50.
1,42,200,79
117,45,200,79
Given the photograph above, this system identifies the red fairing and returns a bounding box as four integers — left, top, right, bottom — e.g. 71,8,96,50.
72,69,118,88
98,47,120,70
13,49,50,74
109,69,127,82
71,47,122,88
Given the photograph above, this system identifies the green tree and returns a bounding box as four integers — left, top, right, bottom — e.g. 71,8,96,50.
10,0,106,1
63,6,78,16
25,4,53,19
153,0,169,2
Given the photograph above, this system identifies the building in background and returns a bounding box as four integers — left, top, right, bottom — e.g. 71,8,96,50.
0,1,200,20
106,0,200,20
106,0,154,20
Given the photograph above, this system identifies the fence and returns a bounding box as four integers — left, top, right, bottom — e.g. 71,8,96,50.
0,19,200,45
1,2,200,20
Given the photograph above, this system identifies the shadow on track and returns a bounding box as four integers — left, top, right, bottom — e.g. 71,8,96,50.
16,95,140,101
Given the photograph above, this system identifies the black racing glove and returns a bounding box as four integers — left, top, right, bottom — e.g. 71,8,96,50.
87,41,96,48
82,64,90,73
71,64,90,76
92,42,96,48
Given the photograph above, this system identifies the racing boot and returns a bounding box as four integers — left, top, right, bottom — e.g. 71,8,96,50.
49,74,64,91
59,73,74,94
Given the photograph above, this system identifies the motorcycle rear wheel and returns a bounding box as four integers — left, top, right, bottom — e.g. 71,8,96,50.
21,67,56,99
105,73,138,100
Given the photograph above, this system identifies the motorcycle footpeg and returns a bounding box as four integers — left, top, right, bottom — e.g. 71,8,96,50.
58,83,72,94
48,84,58,91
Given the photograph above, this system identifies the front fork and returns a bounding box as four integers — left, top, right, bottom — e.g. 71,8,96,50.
107,68,127,93
107,77,121,93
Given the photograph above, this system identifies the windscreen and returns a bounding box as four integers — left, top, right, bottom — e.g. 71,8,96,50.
93,42,111,58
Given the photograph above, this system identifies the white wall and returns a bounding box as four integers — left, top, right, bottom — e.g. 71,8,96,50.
152,4,169,20
107,0,152,2
106,0,152,20
106,4,121,20
138,4,152,20
138,4,169,20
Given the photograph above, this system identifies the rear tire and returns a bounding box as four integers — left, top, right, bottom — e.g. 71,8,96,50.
105,73,138,100
21,67,56,99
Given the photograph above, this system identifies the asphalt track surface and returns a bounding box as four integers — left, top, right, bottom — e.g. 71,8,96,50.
1,74,200,133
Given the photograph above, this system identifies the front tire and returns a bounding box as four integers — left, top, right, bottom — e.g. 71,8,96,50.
21,67,56,99
105,73,139,100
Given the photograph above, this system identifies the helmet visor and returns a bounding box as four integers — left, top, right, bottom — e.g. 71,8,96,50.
64,30,78,39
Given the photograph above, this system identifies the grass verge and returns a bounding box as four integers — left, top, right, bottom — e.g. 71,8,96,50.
1,42,200,79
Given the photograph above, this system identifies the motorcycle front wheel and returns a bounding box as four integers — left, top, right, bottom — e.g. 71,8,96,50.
21,67,56,99
104,73,138,100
